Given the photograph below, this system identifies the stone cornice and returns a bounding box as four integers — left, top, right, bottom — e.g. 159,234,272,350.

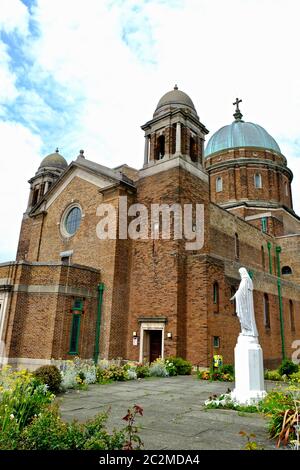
139,155,209,183
141,109,209,135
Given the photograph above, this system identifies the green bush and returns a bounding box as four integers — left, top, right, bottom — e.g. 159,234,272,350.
164,359,177,376
149,359,168,377
33,365,62,394
165,357,192,375
135,364,150,378
278,359,298,377
289,371,300,384
0,376,55,448
96,364,128,383
219,364,234,376
19,405,125,450
264,370,282,381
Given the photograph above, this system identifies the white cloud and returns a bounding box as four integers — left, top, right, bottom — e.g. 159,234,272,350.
0,42,19,103
0,121,42,261
0,0,29,35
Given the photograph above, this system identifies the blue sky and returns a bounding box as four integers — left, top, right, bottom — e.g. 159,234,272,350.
0,0,300,261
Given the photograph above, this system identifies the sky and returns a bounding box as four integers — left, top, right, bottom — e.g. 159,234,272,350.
0,0,300,261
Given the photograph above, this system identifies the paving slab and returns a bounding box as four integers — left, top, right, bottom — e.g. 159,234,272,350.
59,376,280,450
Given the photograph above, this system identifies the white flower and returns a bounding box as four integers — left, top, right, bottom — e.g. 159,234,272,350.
10,413,14,420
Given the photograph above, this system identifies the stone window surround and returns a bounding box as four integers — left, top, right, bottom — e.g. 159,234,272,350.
0,290,10,356
216,176,223,192
254,173,262,189
60,203,83,239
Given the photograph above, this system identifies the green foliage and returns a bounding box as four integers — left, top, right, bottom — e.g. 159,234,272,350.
0,367,144,450
0,371,55,448
239,431,264,450
135,364,150,379
264,369,283,381
259,387,300,447
19,404,126,450
289,371,300,384
197,369,234,382
33,365,62,394
219,364,234,376
164,359,177,376
149,359,168,377
258,390,293,415
165,357,192,375
205,393,258,413
278,359,299,377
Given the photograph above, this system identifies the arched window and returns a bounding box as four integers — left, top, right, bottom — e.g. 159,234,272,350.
289,300,295,332
156,135,165,160
216,176,223,193
32,188,39,206
213,282,219,312
254,173,262,188
235,233,240,260
190,136,196,162
285,182,289,196
263,293,270,329
230,286,237,315
261,246,265,270
282,266,292,275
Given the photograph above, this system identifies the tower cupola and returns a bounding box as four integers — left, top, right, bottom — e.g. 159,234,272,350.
27,148,68,211
141,86,209,167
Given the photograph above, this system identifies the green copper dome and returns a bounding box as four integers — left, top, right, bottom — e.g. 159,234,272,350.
205,120,281,157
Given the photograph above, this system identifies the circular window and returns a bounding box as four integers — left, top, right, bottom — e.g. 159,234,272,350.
63,206,82,236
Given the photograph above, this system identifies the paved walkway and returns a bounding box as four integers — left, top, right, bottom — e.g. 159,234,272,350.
59,376,280,450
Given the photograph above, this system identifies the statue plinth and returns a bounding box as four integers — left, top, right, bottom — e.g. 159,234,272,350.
231,333,266,405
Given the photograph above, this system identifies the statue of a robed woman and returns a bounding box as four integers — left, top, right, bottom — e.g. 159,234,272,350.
231,267,258,337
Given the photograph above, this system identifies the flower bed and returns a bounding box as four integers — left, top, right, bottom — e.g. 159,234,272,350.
198,370,234,382
204,384,300,449
0,366,144,450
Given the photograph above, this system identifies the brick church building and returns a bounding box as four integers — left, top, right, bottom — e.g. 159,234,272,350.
0,87,299,370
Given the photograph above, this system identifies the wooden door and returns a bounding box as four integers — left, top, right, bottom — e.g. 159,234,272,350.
149,330,162,363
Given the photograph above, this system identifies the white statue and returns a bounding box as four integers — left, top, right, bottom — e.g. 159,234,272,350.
231,267,258,337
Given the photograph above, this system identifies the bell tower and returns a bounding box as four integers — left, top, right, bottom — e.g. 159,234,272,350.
141,85,209,167
27,148,68,212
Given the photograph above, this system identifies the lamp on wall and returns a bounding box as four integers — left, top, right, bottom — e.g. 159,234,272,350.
133,331,137,337
167,332,172,339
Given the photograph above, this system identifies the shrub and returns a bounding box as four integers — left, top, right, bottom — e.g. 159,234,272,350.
135,364,150,379
53,358,97,390
97,364,128,383
261,388,300,447
197,369,233,382
205,393,258,413
289,371,300,384
149,359,168,377
33,365,62,394
278,359,298,377
0,375,55,443
19,404,126,450
127,369,137,380
164,359,177,376
264,370,283,381
20,404,69,450
165,357,192,375
219,364,234,376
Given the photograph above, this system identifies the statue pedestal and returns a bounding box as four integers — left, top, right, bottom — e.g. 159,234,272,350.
231,334,266,405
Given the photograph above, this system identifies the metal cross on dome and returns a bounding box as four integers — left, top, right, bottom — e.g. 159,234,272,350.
233,97,243,121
